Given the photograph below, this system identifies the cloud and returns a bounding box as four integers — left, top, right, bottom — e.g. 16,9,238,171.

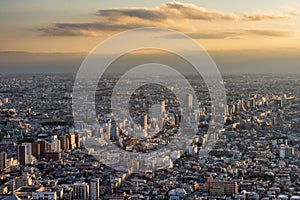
165,31,241,39
245,29,295,37
243,13,288,21
96,1,239,21
97,8,167,21
165,29,295,40
38,1,299,37
162,1,238,21
39,1,241,37
242,10,300,21
286,8,300,16
38,22,141,37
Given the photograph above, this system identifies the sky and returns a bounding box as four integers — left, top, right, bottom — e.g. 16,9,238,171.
1,0,300,73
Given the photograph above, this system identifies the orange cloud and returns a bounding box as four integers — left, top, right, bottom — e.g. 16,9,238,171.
37,1,299,38
243,13,289,21
97,1,239,21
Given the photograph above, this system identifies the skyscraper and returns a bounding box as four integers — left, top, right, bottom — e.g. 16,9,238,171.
142,114,148,129
161,100,165,114
38,140,51,158
0,152,7,171
68,133,76,150
185,94,193,110
280,144,286,158
22,142,32,164
90,178,100,200
75,134,80,149
73,182,89,200
51,135,61,152
110,125,119,140
17,145,27,166
32,143,40,159
60,135,69,150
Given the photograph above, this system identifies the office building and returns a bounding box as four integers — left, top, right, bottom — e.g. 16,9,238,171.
73,182,89,200
0,152,7,171
31,143,40,159
185,94,193,110
141,114,148,129
75,134,80,148
51,135,61,152
90,178,100,200
68,134,76,150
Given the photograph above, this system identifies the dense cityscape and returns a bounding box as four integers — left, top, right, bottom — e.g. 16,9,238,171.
0,73,299,200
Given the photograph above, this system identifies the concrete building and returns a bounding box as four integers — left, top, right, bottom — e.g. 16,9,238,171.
51,135,61,152
185,94,193,110
73,182,89,200
0,152,7,171
90,178,100,200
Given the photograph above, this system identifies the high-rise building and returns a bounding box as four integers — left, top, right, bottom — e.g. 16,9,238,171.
161,100,165,114
17,145,27,166
32,143,40,159
104,123,111,140
22,143,32,164
110,125,119,140
60,135,69,150
38,140,51,158
249,98,256,108
174,114,181,126
286,146,295,157
150,104,162,119
185,94,193,110
68,134,76,150
75,134,80,149
73,182,89,200
150,100,165,119
0,152,7,171
51,135,61,152
280,144,286,158
142,114,148,129
90,178,100,200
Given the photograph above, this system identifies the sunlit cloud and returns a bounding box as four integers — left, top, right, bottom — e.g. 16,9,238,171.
165,29,295,40
166,31,241,39
38,1,299,38
38,22,141,37
242,11,298,21
282,7,300,17
97,1,239,21
245,29,296,37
